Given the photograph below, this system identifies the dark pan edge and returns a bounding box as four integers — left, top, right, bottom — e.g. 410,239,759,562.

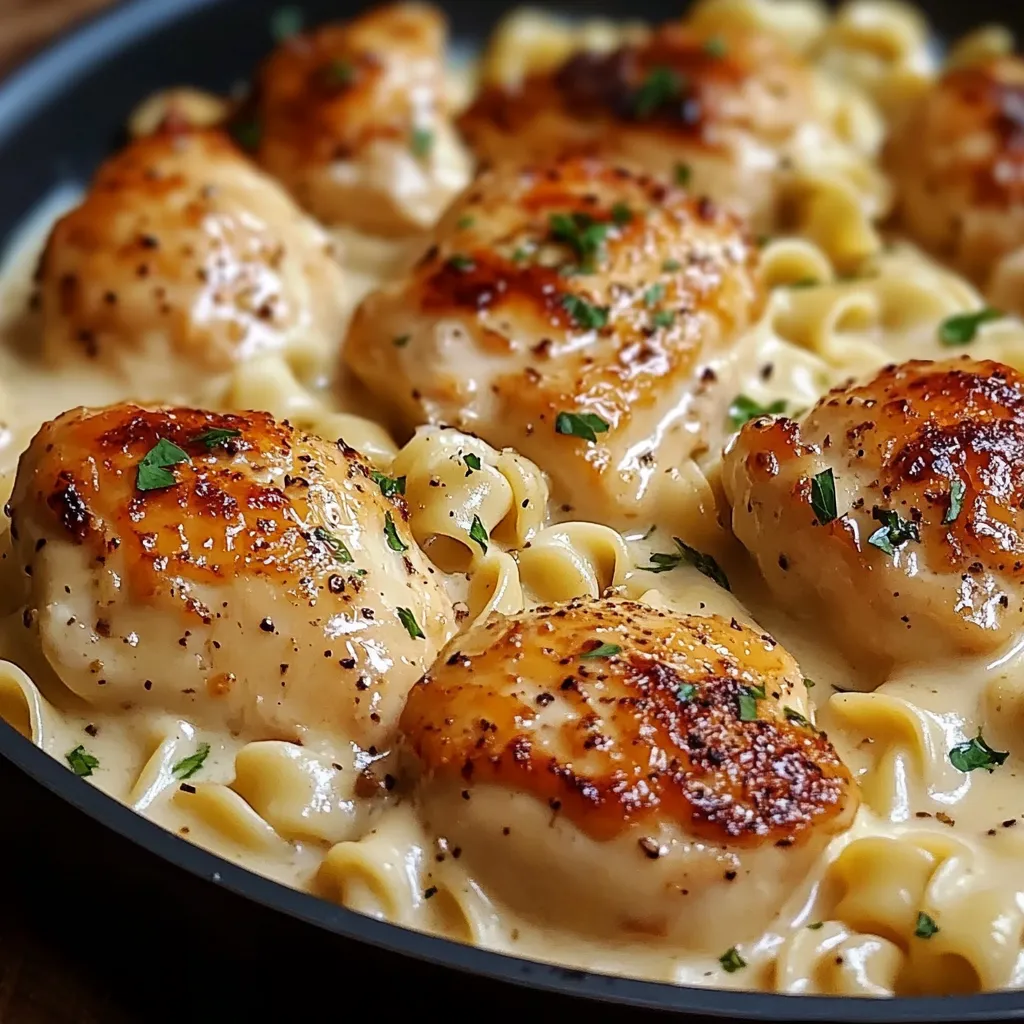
0,0,1023,1021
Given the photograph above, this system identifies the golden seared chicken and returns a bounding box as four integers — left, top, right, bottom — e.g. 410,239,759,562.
36,129,347,397
723,358,1024,681
344,155,762,525
886,57,1024,314
401,598,856,950
244,2,470,235
459,21,829,231
7,403,453,758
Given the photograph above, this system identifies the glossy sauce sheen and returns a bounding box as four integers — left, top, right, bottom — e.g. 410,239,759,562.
6,0,1024,1001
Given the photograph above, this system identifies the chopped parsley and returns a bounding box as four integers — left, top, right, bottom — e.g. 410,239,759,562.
807,921,824,930
610,202,633,226
66,745,99,777
719,947,746,973
511,246,531,264
674,163,692,187
456,215,475,230
638,536,730,590
314,525,354,564
173,742,211,780
677,683,696,702
136,437,190,492
229,117,262,151
949,731,1008,773
370,471,406,498
318,58,355,89
397,607,425,639
555,411,610,443
393,334,411,347
463,453,482,472
803,677,817,689
548,211,609,272
410,127,434,159
914,912,939,939
469,515,489,553
269,5,303,42
944,476,966,525
644,283,665,306
384,511,408,552
784,706,812,727
728,394,786,428
633,66,683,118
867,507,920,556
703,36,728,58
737,686,763,722
662,258,682,272
560,293,609,329
447,253,475,272
190,427,241,450
809,468,837,525
581,641,622,659
651,309,675,328
938,307,1003,346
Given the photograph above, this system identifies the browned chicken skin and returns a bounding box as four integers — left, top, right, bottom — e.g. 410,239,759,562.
8,403,453,750
245,1,468,235
886,56,1024,312
36,128,347,396
724,358,1024,679
460,21,824,231
344,154,762,525
401,598,856,948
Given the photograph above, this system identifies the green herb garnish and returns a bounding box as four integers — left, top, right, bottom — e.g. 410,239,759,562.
314,525,354,564
397,607,424,639
703,36,728,58
939,307,1003,346
447,254,475,272
66,745,99,777
318,58,355,89
463,453,482,472
638,536,730,590
610,202,633,226
949,731,1009,773
410,127,434,159
469,515,489,553
719,947,746,973
644,283,665,306
190,427,241,450
674,163,691,187
867,507,920,556
662,258,682,272
548,211,609,271
173,742,211,780
651,309,674,328
677,683,696,702
914,912,939,939
136,438,190,492
784,706,812,727
581,642,622,659
944,476,966,525
633,66,683,118
555,410,610,443
809,468,837,525
384,511,408,552
560,293,609,329
370,471,406,498
456,215,475,230
728,394,786,428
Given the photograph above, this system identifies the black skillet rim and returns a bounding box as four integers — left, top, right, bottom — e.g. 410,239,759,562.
0,0,1021,1020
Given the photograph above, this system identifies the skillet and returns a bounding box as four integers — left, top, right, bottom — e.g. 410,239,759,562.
1,1,1022,1020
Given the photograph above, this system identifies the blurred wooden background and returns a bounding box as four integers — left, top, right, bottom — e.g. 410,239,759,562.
0,0,119,77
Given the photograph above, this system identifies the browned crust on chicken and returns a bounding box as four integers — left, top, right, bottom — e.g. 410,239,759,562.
401,598,855,846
